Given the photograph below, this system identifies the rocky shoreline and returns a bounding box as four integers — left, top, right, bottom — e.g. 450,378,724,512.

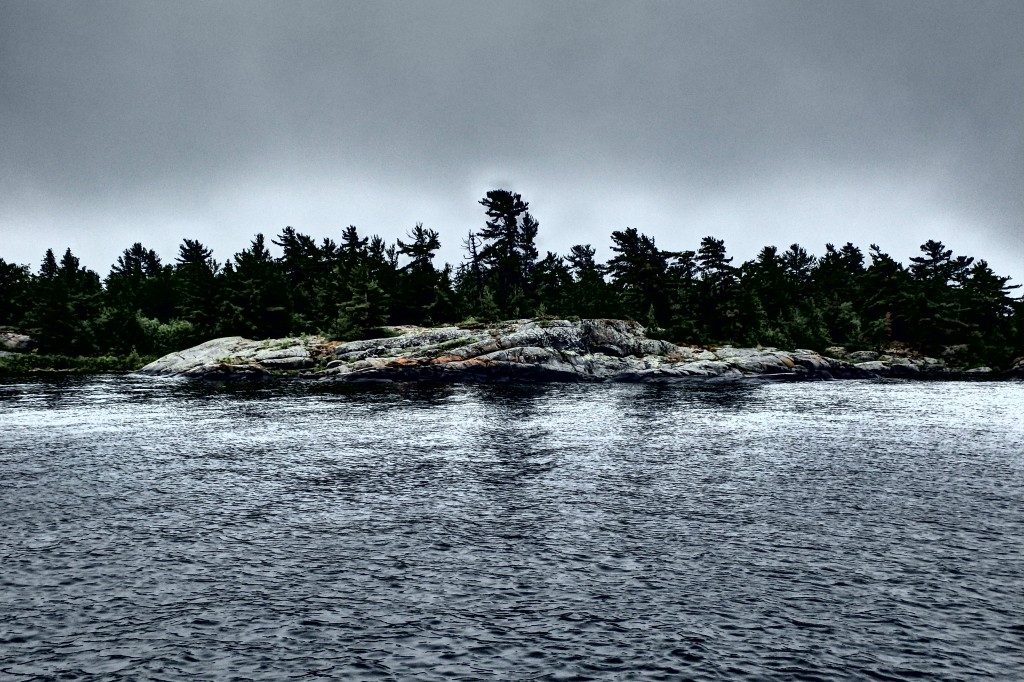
136,318,1019,383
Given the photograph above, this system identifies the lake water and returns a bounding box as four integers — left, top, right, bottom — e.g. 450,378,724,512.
1,376,1022,681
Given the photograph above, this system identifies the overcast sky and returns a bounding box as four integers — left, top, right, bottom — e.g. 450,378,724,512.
2,0,1022,284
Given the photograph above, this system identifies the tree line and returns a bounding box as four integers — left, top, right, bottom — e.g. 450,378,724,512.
1,189,1021,367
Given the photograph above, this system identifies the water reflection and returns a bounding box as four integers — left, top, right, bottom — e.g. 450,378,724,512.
1,377,1023,680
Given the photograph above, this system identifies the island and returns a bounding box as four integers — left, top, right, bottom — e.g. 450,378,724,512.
3,191,1022,378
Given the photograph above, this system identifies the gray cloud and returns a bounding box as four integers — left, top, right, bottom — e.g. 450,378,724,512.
1,0,1022,281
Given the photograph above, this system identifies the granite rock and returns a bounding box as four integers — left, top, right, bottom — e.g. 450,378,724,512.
137,319,882,383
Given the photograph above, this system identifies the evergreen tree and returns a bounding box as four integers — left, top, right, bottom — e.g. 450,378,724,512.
396,223,447,324
457,231,488,319
779,244,830,350
0,258,31,328
662,249,701,342
99,242,172,354
312,236,342,330
736,246,785,346
908,239,974,285
781,243,817,292
957,259,1019,363
565,244,613,319
339,225,369,274
477,189,539,316
606,227,674,326
531,251,573,316
219,233,292,339
25,248,103,354
108,243,173,314
273,226,327,331
315,226,395,336
905,240,974,349
328,261,390,340
695,236,740,342
366,234,400,308
39,248,58,280
172,239,220,337
811,243,865,346
861,244,913,347
322,226,369,324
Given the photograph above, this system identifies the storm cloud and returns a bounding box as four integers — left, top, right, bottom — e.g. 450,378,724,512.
2,0,1022,281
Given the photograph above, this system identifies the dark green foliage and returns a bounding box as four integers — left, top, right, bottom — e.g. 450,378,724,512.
219,233,292,339
860,244,913,346
903,240,975,350
812,243,865,346
0,351,155,376
319,227,397,339
532,252,573,316
172,239,220,338
695,236,741,342
395,223,454,325
954,259,1020,365
661,250,701,343
455,231,491,319
0,257,31,327
475,190,540,317
99,242,176,354
273,226,331,328
328,264,391,340
24,248,104,355
135,316,199,355
564,244,614,319
0,192,1020,369
606,228,675,326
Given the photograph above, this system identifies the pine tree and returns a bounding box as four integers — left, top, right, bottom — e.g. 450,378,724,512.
905,240,974,349
695,236,739,342
0,258,31,328
957,259,1020,364
739,246,786,332
861,244,913,347
396,223,446,324
366,234,400,308
105,242,174,318
172,239,220,337
273,226,326,331
811,243,865,347
25,248,102,354
219,233,292,338
565,244,612,318
663,250,700,342
477,189,539,316
458,231,487,318
531,252,573,316
328,262,390,340
606,227,673,326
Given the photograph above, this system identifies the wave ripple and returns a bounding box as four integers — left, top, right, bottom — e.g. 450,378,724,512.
1,377,1023,680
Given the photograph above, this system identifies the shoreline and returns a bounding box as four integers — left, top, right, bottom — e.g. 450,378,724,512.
133,319,1022,383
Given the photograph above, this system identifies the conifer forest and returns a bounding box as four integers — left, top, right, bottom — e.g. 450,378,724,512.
1,190,1021,369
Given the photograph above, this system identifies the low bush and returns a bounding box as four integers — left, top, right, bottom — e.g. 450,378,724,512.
0,351,156,376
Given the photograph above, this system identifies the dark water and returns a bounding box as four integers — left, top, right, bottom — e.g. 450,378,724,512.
1,376,1022,681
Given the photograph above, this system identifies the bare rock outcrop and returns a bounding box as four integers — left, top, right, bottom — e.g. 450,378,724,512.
826,345,1003,378
140,336,320,378
138,319,880,383
1,332,36,353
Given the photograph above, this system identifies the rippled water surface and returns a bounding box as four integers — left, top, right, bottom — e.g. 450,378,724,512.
1,376,1023,681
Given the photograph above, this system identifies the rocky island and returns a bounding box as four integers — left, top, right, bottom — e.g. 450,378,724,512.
137,318,1009,383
